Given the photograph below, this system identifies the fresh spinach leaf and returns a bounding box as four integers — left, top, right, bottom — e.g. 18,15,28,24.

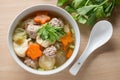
78,15,87,24
65,5,76,13
72,13,80,20
115,0,120,5
57,0,68,6
91,0,105,5
72,0,86,9
96,6,105,18
105,0,115,17
87,12,96,26
57,0,116,26
77,5,97,15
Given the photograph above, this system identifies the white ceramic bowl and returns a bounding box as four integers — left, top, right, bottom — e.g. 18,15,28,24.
8,4,80,75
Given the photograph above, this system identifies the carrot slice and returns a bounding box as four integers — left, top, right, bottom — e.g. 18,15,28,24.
34,12,51,24
66,49,73,58
61,32,73,50
26,43,42,60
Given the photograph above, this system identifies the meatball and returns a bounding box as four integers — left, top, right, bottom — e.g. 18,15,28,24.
24,57,38,69
43,46,57,57
49,18,64,27
23,19,37,28
26,24,39,39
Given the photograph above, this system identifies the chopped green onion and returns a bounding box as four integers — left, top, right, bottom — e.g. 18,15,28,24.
69,45,75,49
71,29,75,34
38,68,45,71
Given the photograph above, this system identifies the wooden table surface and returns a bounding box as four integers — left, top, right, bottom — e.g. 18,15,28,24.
0,0,120,80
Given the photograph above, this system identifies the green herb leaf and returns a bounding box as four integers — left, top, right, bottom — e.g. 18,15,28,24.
78,15,87,24
77,5,97,15
71,13,79,20
72,0,86,9
96,6,105,18
37,23,65,42
104,0,115,17
91,0,105,5
57,0,68,6
115,0,120,5
87,12,96,26
65,5,76,13
57,0,116,26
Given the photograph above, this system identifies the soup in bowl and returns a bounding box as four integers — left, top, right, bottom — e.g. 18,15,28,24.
8,4,80,75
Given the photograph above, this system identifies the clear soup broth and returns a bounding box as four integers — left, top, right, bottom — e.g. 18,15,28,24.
12,11,75,70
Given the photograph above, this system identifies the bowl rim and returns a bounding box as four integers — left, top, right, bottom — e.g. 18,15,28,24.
8,4,80,75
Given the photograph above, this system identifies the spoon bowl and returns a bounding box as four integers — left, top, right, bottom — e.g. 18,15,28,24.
69,20,113,76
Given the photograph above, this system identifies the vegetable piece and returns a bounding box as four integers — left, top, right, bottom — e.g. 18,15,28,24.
60,32,73,50
36,36,52,48
56,51,66,66
72,0,86,9
13,28,27,45
87,12,96,26
57,0,116,26
104,0,115,17
57,0,68,6
37,23,65,43
65,6,76,13
13,38,31,57
96,6,105,18
91,0,104,5
39,55,56,70
34,12,51,24
71,28,75,34
63,24,70,33
66,49,73,58
115,0,120,5
54,42,62,49
77,5,97,15
77,15,87,24
26,43,42,60
69,44,75,49
38,68,44,71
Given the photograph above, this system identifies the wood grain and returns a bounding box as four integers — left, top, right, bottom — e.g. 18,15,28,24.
0,0,120,80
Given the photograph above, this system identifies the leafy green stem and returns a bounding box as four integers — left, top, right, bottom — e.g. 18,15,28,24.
85,0,90,6
99,0,108,6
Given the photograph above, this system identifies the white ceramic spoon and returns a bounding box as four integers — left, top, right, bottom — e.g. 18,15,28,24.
69,20,113,76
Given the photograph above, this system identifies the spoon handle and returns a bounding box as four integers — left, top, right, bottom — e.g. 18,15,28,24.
69,49,91,76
